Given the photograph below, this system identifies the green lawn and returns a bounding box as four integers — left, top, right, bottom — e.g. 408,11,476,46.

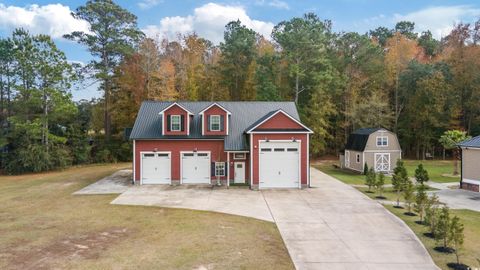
313,160,391,185
404,160,460,183
0,164,293,270
386,206,480,270
314,159,460,185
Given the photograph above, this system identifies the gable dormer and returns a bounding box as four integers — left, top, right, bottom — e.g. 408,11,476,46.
199,103,231,136
159,103,193,136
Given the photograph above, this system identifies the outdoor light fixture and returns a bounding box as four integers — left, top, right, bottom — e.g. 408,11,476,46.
193,148,198,152
153,148,158,152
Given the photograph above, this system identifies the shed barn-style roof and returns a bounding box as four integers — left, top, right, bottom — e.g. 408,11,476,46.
130,101,304,151
345,128,383,152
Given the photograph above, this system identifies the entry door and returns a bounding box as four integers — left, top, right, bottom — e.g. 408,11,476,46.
141,153,171,184
182,152,210,184
375,153,390,172
259,141,300,188
234,162,245,183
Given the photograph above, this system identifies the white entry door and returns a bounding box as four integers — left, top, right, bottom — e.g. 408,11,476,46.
234,162,245,183
182,152,210,184
141,152,171,184
259,141,300,189
375,153,390,172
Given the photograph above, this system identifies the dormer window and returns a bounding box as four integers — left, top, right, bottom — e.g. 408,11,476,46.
171,115,181,131
210,115,221,131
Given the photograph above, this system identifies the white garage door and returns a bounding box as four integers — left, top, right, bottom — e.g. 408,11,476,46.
141,152,171,184
182,152,210,184
259,141,300,188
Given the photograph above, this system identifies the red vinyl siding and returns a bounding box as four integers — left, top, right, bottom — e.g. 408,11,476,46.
203,105,228,136
256,112,304,130
134,140,227,183
163,104,189,135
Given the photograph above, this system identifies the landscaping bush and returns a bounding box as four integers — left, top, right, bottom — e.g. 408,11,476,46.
375,173,386,199
365,167,376,192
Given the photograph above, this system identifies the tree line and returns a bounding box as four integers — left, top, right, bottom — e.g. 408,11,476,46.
1,0,480,173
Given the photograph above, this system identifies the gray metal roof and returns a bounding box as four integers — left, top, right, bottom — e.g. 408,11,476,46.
458,135,480,148
130,101,301,150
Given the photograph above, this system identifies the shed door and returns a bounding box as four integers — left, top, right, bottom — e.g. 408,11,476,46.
141,153,171,184
182,152,210,184
374,153,390,172
259,141,300,189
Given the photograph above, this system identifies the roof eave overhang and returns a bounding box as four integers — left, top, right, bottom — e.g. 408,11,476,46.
158,102,194,115
198,102,232,115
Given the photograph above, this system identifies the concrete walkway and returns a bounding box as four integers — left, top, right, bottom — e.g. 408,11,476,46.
109,168,437,270
73,169,132,195
432,189,480,212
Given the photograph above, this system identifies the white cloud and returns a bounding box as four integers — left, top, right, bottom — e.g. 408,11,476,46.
0,4,90,39
138,0,163,10
143,2,274,44
255,0,289,10
394,5,480,39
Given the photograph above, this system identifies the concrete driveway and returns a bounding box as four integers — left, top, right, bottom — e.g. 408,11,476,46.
110,168,437,270
433,188,480,212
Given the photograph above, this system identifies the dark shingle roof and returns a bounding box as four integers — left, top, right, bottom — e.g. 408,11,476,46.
345,128,382,152
458,135,480,148
130,101,301,151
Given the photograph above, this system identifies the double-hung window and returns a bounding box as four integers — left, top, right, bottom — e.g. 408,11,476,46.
215,162,225,176
376,136,388,147
210,115,221,131
171,115,181,131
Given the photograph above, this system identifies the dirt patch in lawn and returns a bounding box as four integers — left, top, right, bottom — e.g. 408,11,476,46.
6,227,131,270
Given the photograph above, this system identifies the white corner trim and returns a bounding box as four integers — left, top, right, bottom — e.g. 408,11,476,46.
133,140,136,183
246,109,313,134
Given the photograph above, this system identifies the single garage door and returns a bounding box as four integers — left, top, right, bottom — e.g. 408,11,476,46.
141,152,171,184
259,141,300,188
182,152,210,184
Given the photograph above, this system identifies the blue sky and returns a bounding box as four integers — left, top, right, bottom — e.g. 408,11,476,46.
1,0,479,100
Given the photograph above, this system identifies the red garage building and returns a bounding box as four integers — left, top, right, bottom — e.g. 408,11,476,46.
130,101,312,189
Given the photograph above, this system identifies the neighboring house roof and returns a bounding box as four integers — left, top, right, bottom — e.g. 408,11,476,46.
458,135,480,148
130,101,302,151
345,128,383,152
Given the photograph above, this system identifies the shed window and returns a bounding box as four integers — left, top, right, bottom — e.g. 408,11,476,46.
356,154,360,163
171,115,181,131
376,136,388,147
210,115,221,131
215,162,225,176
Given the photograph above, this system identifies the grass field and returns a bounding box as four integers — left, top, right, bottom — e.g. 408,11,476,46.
403,160,460,183
0,164,293,270
386,206,480,270
313,160,392,185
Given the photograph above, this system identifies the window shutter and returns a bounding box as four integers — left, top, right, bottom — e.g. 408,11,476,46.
180,115,185,131
207,115,211,131
166,115,171,131
211,162,216,177
220,115,225,131
224,162,228,176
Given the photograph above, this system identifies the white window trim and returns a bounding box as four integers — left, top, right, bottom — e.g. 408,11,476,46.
210,115,221,131
376,136,388,147
171,115,181,131
215,162,225,176
233,153,246,160
356,153,360,163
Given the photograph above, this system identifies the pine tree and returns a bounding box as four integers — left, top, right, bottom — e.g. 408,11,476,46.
392,159,408,208
415,164,430,185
